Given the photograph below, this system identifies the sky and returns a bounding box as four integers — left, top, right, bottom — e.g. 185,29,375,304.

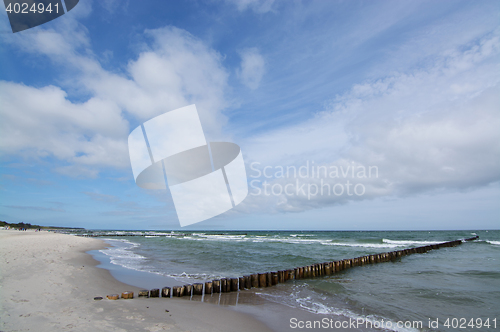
0,0,499,230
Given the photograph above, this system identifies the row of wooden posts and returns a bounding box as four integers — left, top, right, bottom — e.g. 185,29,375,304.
104,236,478,300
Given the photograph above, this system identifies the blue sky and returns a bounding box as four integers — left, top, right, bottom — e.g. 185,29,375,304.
1,0,499,230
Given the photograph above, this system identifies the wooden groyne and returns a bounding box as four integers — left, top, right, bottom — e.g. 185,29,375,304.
102,236,478,300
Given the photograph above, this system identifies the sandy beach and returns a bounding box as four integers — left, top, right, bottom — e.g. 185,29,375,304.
0,230,273,332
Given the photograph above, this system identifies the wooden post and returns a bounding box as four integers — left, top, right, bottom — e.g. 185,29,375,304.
172,286,183,297
272,272,278,285
121,291,133,299
193,283,203,295
324,263,331,275
184,284,192,296
161,287,171,298
334,261,340,272
251,274,259,288
150,289,160,298
299,267,304,278
231,278,239,291
259,273,267,287
288,269,295,280
244,275,251,289
311,265,317,277
294,268,300,279
239,277,245,290
266,273,272,287
221,278,228,293
226,278,232,292
138,289,149,298
205,281,213,295
106,294,119,300
213,279,221,293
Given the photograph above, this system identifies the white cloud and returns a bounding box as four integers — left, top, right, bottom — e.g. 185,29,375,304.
225,0,275,13
0,18,230,177
237,48,265,90
240,32,500,212
0,82,129,175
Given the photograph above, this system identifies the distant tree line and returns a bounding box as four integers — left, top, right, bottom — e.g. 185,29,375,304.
0,220,83,229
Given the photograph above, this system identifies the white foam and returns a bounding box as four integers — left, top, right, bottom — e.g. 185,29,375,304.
99,238,146,272
383,239,443,246
322,242,401,248
258,288,419,332
486,240,500,246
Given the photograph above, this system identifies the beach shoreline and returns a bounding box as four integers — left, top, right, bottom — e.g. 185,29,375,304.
0,230,275,332
0,229,377,332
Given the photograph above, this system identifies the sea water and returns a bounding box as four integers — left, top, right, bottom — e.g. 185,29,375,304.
84,230,499,331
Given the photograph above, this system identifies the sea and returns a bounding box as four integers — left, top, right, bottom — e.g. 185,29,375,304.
77,230,499,331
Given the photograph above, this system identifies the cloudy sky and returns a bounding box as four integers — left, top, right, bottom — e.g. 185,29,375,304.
0,0,498,230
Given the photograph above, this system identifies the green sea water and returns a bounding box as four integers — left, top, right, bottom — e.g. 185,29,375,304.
85,230,499,332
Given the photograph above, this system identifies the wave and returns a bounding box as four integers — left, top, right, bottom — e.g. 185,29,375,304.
382,239,443,246
485,240,500,246
322,242,401,249
257,287,419,332
99,238,146,271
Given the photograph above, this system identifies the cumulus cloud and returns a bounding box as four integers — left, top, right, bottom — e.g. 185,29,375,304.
0,17,230,177
240,32,500,213
237,48,265,90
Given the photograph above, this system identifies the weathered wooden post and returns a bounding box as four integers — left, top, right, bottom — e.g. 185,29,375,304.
193,283,204,295
251,274,259,287
244,275,252,289
288,269,295,280
272,272,279,285
213,279,221,293
226,278,232,292
294,268,300,279
278,270,285,283
239,277,245,290
231,278,239,291
259,273,267,287
221,278,228,293
138,290,149,298
324,263,331,275
205,281,213,294
266,273,272,287
106,294,119,300
150,289,160,298
121,291,133,299
299,267,304,278
172,286,183,297
184,284,192,296
161,287,171,298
